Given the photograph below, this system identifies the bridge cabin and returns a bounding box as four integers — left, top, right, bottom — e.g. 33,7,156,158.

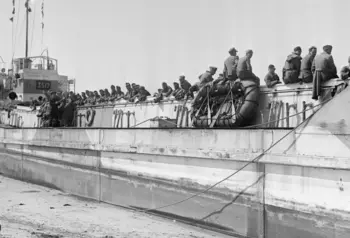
11,56,69,102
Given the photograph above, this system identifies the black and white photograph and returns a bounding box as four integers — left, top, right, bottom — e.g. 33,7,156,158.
0,0,349,237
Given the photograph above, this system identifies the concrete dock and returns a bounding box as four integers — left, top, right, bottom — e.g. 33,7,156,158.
0,175,230,238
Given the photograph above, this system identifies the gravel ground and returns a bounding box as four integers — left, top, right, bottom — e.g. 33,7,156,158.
0,175,227,238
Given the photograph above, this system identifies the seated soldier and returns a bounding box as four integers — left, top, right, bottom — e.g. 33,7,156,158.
340,56,350,80
115,86,125,101
110,85,117,98
161,82,173,98
153,89,163,103
103,89,111,102
311,45,338,100
179,75,192,98
130,85,141,102
264,64,281,88
96,89,106,103
124,83,135,101
135,86,151,102
237,50,260,84
199,66,217,87
282,47,302,84
81,92,88,105
92,91,100,105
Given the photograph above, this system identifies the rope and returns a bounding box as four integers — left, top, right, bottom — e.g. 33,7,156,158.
12,0,23,60
134,97,330,213
30,3,37,56
13,13,26,60
243,97,332,129
131,118,152,128
131,116,179,128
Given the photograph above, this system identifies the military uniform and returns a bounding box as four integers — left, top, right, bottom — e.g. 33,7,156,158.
61,97,75,127
199,71,214,86
172,83,185,100
299,54,315,83
264,72,280,88
39,99,59,127
161,85,173,97
340,66,350,80
124,90,135,101
180,79,191,92
282,53,302,84
223,55,239,81
237,56,258,82
137,89,151,102
311,51,338,100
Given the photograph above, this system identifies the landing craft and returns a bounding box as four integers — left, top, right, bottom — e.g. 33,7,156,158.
1,1,350,238
1,0,69,104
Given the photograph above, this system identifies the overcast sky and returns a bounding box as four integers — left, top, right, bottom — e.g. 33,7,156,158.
0,0,349,92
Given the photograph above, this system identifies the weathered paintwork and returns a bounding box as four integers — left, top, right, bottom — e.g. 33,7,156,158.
76,79,344,129
1,79,345,129
0,107,39,128
0,115,349,238
0,80,349,237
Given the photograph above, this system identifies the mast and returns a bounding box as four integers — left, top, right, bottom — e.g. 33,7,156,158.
25,0,31,58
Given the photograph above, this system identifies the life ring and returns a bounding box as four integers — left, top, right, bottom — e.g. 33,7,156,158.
85,108,96,127
12,78,17,88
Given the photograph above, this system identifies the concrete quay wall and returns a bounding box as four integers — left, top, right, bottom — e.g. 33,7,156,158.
0,127,349,238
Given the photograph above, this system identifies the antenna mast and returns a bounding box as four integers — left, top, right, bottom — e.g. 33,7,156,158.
25,0,31,58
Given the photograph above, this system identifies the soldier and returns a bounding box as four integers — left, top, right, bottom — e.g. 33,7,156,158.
115,86,124,100
172,82,181,96
282,46,302,84
57,91,74,127
264,64,281,88
49,90,60,103
137,86,151,102
172,82,185,100
340,56,350,80
104,89,111,101
110,85,117,98
161,82,173,97
154,89,162,97
223,47,239,82
37,92,59,127
124,83,135,101
96,89,105,104
92,90,100,104
299,46,317,83
237,50,259,83
199,66,217,87
131,83,140,96
179,75,191,93
311,45,338,100
81,92,87,105
85,91,94,105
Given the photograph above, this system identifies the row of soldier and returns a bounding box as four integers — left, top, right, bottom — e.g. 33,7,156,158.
74,77,193,106
62,44,350,108
30,44,350,127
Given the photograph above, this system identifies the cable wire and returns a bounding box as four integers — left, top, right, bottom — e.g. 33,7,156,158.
135,98,330,213
30,2,37,56
12,0,22,60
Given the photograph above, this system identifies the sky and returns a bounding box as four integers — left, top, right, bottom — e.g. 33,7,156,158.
0,0,349,93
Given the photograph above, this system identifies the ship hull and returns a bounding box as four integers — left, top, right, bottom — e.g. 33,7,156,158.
0,127,349,238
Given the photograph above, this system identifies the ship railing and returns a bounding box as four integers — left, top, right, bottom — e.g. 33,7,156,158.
76,96,191,109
